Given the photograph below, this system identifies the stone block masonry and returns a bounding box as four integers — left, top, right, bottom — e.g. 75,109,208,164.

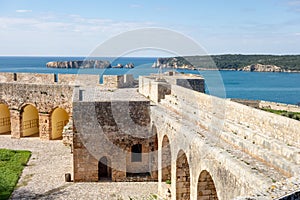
72,89,158,182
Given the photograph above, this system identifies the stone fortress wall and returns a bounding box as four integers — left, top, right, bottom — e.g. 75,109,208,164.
0,72,135,140
141,72,300,199
0,71,299,199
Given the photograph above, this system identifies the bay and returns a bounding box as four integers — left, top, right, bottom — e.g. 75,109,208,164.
0,56,299,105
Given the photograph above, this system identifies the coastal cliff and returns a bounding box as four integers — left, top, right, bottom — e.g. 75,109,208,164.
152,55,300,72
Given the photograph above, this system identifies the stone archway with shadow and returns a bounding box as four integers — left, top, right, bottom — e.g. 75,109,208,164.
0,102,11,135
98,156,112,181
176,150,190,200
50,107,69,140
20,104,39,138
162,135,172,182
197,170,218,200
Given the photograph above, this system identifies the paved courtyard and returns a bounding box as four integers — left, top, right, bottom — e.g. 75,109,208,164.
0,135,158,200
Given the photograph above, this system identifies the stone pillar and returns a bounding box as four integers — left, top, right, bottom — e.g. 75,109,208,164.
10,110,21,139
39,113,51,140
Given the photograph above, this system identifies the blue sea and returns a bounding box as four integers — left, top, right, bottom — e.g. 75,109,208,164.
0,56,299,105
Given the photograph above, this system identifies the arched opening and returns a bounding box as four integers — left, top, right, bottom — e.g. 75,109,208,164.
197,170,218,200
51,107,69,140
21,104,39,137
98,156,111,181
162,135,171,181
176,150,190,200
0,103,11,134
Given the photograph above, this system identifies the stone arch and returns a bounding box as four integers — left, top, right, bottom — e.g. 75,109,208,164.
0,103,11,134
50,107,69,140
197,170,218,200
150,133,159,180
162,134,171,182
176,150,190,200
20,104,39,137
98,156,112,181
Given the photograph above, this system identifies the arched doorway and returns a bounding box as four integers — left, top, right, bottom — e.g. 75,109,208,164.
21,104,39,137
162,135,171,181
98,156,112,181
176,150,190,200
197,170,218,200
0,103,11,134
51,108,69,140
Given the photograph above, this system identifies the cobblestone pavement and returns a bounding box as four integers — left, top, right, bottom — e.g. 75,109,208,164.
0,135,158,200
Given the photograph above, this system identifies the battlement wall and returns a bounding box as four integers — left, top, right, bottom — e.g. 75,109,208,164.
0,72,136,88
0,82,73,113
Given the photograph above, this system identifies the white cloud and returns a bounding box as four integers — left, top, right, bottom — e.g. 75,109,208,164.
16,10,32,13
0,14,157,55
286,0,300,12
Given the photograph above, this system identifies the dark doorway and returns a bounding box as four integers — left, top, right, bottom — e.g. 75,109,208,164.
131,144,142,162
98,156,111,181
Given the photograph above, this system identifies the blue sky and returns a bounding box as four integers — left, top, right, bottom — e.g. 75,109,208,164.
0,0,300,56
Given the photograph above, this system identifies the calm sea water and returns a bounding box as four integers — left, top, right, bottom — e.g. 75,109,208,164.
0,56,299,105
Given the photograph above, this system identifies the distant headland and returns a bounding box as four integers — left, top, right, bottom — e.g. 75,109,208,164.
152,55,300,72
46,60,135,69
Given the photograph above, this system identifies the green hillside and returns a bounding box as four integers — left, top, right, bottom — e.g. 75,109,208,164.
157,55,300,71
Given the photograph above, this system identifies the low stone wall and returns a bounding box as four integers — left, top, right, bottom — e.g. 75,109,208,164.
231,99,300,113
0,72,100,86
0,73,14,82
259,100,300,113
103,74,134,88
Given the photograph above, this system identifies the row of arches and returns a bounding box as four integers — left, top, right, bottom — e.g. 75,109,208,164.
161,135,218,200
0,103,69,139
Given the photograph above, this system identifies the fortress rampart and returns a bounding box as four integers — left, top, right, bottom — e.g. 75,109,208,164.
0,72,299,199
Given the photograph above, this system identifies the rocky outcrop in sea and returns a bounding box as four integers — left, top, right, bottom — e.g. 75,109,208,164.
152,57,195,70
46,60,112,68
46,60,136,69
240,64,283,72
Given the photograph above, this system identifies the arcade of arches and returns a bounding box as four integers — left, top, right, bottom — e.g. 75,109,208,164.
0,103,70,140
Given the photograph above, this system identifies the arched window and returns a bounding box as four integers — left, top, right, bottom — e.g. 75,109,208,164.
131,144,142,162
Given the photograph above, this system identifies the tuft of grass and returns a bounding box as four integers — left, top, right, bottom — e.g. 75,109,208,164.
0,149,31,200
165,179,171,185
